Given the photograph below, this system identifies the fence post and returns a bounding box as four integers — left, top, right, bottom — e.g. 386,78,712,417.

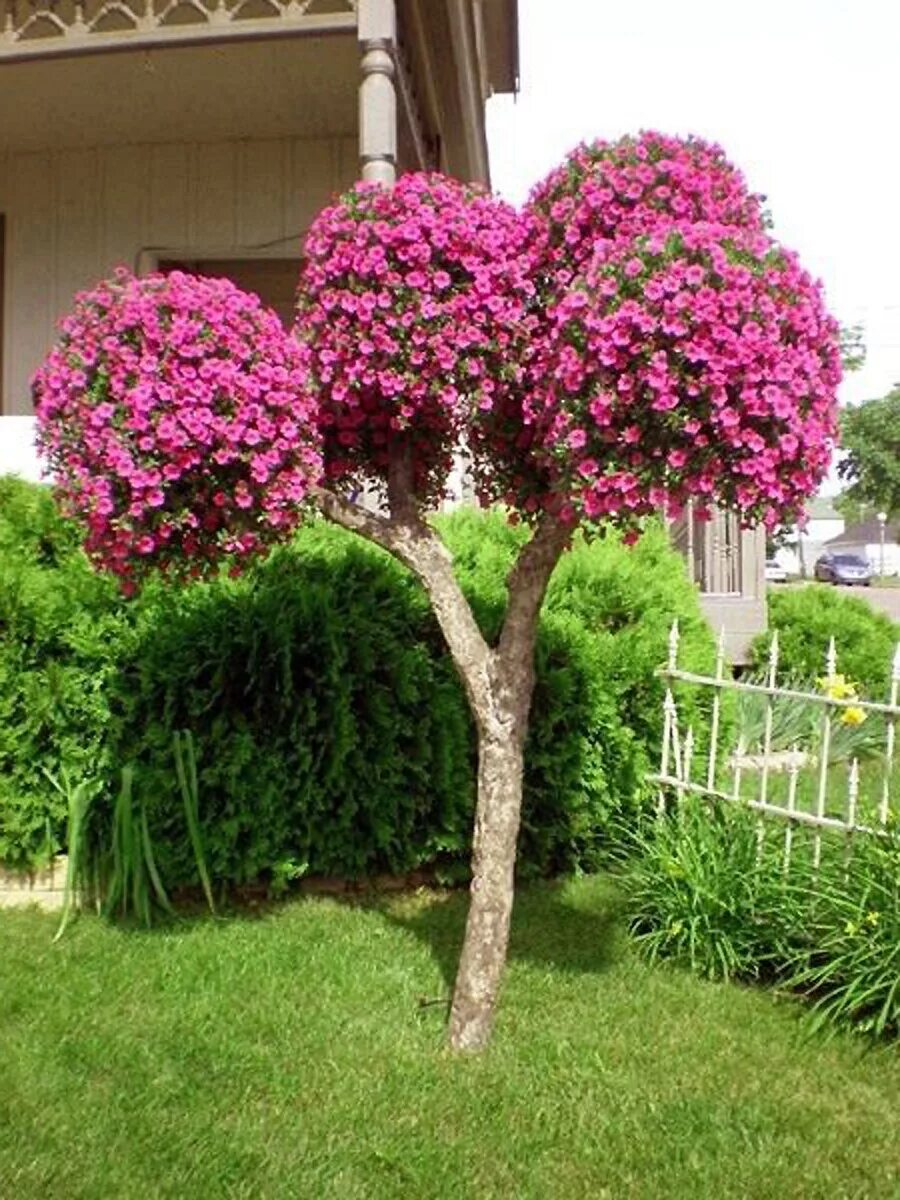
880,643,900,827
757,630,780,860
844,757,859,877
706,627,726,792
783,744,800,875
813,637,837,869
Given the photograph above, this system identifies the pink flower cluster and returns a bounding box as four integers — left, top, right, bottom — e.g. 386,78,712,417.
473,131,840,529
295,173,534,506
528,224,841,529
528,130,768,291
33,268,321,587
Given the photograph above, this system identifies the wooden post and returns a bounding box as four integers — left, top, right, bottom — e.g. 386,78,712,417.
358,0,397,186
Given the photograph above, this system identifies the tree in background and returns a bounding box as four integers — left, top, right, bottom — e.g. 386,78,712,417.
838,385,900,520
33,132,842,1052
839,323,867,374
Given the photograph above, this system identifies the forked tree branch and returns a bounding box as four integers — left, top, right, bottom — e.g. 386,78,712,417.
497,516,570,669
314,485,494,715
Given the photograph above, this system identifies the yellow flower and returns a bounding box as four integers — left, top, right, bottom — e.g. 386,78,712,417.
865,910,880,927
841,706,867,727
845,921,858,936
818,673,859,701
669,920,684,937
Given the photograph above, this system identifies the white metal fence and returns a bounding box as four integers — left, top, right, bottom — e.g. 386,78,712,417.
650,622,900,870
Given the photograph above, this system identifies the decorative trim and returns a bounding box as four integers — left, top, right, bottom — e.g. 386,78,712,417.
0,0,357,62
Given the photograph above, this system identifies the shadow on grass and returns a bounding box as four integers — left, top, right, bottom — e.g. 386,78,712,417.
373,879,625,990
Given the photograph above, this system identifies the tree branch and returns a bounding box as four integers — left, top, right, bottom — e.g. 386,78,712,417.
311,486,402,555
497,516,570,672
314,485,494,716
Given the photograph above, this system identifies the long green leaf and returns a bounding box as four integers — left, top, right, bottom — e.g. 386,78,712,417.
174,731,215,914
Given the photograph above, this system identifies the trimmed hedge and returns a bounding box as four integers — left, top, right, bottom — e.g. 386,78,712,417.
751,585,899,699
0,477,718,886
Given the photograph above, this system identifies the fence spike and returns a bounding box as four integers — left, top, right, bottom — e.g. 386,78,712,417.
716,627,727,678
768,628,780,683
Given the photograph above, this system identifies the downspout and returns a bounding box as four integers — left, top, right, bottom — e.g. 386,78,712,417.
446,0,490,183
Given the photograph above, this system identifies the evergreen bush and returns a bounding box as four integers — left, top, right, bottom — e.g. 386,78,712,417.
0,478,716,885
751,585,899,699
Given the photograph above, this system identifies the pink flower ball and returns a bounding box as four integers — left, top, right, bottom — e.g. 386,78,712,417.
33,268,322,587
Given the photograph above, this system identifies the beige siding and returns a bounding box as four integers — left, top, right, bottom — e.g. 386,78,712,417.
1,134,356,414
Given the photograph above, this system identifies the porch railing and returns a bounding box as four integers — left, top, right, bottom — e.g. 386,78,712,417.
670,500,743,595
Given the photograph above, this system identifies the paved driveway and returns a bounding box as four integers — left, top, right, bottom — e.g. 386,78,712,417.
856,586,900,624
779,583,900,624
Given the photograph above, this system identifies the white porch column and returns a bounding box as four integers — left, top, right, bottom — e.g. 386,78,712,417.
358,0,397,186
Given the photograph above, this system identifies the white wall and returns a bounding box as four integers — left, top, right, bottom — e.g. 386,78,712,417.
1,133,357,414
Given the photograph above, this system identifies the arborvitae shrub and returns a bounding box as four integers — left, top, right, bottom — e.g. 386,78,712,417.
751,585,899,699
0,479,717,884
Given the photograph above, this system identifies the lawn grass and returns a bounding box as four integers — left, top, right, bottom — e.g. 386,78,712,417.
2,875,899,1200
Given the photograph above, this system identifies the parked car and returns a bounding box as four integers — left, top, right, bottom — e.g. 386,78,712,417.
765,559,788,583
813,552,872,586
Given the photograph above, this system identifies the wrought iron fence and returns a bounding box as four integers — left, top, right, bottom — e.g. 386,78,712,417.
650,621,900,871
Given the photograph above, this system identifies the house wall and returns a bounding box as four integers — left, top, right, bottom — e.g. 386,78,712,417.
0,133,357,414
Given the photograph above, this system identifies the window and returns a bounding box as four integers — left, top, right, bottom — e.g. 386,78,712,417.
157,258,300,329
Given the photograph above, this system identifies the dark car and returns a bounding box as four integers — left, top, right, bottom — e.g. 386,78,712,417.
813,552,872,586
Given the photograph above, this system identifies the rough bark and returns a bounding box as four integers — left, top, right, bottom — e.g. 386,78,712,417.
318,480,568,1051
447,518,570,1052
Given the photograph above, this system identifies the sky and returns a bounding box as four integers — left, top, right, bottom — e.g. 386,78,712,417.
486,0,900,433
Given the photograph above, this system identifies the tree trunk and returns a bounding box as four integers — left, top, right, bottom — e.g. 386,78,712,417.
448,638,540,1051
448,712,527,1052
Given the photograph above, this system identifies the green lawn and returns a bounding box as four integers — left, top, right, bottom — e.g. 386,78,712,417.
2,876,898,1200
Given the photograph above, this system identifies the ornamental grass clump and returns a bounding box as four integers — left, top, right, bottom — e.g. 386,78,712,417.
785,824,900,1038
621,799,795,982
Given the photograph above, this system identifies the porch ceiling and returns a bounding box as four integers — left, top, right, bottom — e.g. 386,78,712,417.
0,33,358,151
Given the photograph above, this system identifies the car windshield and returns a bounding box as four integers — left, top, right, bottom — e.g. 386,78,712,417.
833,555,868,566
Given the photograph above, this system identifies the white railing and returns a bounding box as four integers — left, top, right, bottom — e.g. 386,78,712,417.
650,621,900,871
0,0,356,59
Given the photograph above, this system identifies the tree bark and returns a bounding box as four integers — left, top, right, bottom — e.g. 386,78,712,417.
447,683,528,1052
448,518,569,1052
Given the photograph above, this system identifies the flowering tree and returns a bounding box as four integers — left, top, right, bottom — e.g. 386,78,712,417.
34,134,842,1053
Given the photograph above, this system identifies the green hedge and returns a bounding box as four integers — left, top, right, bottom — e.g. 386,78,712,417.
751,585,899,699
0,477,717,886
